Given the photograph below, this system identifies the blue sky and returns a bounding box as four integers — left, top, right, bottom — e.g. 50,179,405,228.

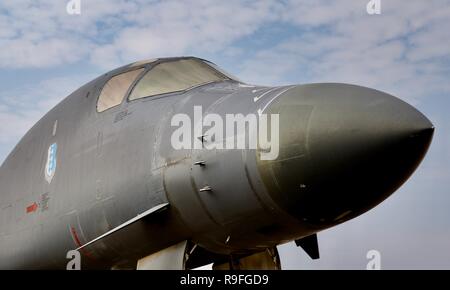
1,0,450,269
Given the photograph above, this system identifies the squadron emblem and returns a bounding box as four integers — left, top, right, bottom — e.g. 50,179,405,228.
45,143,58,184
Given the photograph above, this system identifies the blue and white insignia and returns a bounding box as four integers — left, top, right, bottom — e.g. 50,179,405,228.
45,143,58,184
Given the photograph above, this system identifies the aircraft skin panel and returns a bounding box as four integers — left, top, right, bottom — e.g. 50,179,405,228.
77,203,169,251
0,57,434,269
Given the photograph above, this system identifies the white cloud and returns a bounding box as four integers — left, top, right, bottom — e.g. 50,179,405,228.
281,0,362,26
0,38,89,68
238,0,450,104
89,0,282,68
1,0,449,87
0,0,282,69
0,76,90,144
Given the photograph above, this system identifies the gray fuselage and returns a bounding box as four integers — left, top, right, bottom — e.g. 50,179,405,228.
0,57,434,269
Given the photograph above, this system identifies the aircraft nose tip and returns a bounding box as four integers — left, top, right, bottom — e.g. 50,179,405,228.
257,83,434,227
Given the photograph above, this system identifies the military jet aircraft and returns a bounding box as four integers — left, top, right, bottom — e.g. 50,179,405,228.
0,57,434,269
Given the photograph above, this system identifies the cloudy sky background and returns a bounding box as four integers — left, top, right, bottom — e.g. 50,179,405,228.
0,0,449,269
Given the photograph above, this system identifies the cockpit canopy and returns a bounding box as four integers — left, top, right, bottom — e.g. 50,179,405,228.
97,58,235,112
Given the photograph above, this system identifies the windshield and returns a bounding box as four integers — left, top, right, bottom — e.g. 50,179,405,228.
129,58,230,100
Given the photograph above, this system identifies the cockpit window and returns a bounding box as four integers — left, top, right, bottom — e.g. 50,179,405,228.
97,68,144,112
129,59,228,101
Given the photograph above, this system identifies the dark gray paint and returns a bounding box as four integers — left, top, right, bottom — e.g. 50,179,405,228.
0,57,434,269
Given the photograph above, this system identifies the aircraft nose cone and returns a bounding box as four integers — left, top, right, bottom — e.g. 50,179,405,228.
257,83,434,227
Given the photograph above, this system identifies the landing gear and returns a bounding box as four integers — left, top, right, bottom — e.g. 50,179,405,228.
213,248,281,270
137,241,188,270
136,240,282,270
